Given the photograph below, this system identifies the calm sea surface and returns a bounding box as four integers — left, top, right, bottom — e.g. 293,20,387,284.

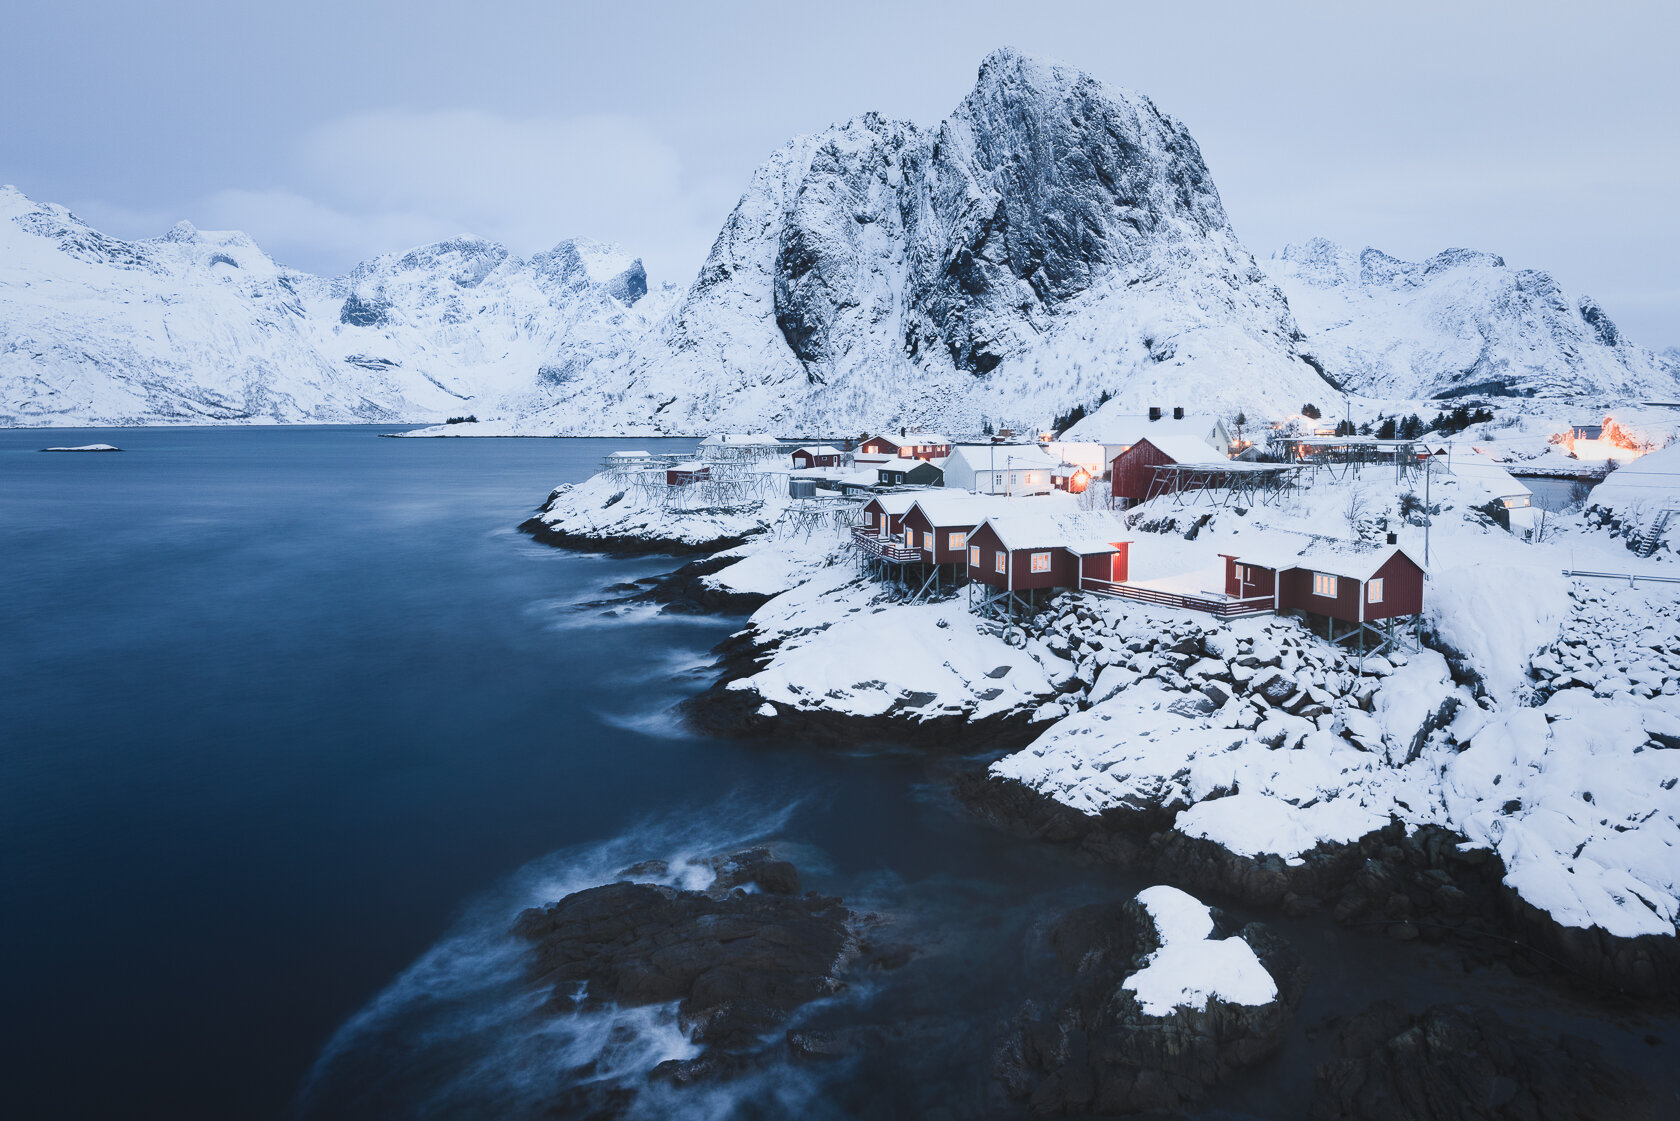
0,427,1668,1119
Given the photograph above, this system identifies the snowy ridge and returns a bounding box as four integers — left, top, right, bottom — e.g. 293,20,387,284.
486,48,1337,435
0,185,670,427
1269,238,1680,401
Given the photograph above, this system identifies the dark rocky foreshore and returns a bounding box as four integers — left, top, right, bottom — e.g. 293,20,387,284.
513,848,858,1106
958,772,1680,1003
1312,1001,1657,1121
996,893,1308,1115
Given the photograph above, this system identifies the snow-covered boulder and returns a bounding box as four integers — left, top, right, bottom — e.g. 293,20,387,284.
1001,885,1303,1115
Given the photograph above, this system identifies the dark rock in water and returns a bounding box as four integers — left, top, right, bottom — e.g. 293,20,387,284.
1003,890,1305,1115
513,847,852,1080
1311,1001,1656,1120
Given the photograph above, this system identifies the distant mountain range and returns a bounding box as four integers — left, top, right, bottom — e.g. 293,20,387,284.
1268,239,1677,402
3,49,1675,431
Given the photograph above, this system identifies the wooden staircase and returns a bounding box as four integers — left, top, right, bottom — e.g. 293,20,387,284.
1634,509,1674,558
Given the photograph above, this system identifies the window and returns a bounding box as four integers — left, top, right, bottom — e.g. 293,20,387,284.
1367,578,1384,604
923,531,934,549
904,529,913,547
867,511,877,527
1010,473,1019,485
1030,552,1052,573
968,545,980,567
1312,573,1338,598
948,531,966,550
1502,496,1529,509
994,551,1007,574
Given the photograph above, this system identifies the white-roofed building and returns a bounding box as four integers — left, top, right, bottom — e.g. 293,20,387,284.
943,443,1060,495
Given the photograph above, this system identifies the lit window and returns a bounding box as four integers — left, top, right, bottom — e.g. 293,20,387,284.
948,532,966,550
1367,578,1384,604
923,531,934,549
968,545,980,567
995,552,1007,574
904,529,914,547
1030,552,1052,573
1313,573,1338,598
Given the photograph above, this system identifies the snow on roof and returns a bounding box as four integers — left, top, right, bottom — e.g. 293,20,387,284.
906,492,1010,527
1096,415,1226,447
1129,435,1230,465
792,445,843,457
1589,441,1680,514
607,449,653,458
977,511,1126,555
950,443,1062,469
700,432,781,446
898,430,949,444
1232,535,1425,580
669,459,708,471
1449,451,1531,499
863,492,922,514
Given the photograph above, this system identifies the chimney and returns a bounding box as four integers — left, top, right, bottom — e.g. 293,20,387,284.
1148,406,1162,421
1386,532,1398,545
1173,406,1184,420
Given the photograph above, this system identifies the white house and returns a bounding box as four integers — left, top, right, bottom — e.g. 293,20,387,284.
943,444,1060,496
1095,414,1233,464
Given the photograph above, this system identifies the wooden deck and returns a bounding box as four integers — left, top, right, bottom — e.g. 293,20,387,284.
1080,579,1275,617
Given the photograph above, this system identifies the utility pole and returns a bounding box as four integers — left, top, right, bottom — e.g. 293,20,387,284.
1424,452,1431,567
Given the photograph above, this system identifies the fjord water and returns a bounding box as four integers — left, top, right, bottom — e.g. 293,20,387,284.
0,427,1103,1119
2,428,1671,1120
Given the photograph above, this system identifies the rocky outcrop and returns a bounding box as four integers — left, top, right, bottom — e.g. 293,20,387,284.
513,848,853,1087
998,888,1305,1115
1311,1001,1657,1121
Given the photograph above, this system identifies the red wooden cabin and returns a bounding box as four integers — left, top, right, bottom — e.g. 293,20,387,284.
1110,435,1227,506
666,462,711,486
858,493,921,539
857,430,951,462
790,445,843,469
966,514,1129,594
903,495,998,565
1220,546,1424,623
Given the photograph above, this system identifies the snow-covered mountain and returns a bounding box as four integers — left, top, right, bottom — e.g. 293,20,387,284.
1269,238,1680,401
508,48,1335,436
0,185,669,426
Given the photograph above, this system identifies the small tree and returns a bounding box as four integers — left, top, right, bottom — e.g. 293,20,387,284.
1301,403,1322,420
1376,416,1398,440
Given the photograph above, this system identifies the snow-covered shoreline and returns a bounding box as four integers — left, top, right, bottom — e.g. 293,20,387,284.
527,455,1680,999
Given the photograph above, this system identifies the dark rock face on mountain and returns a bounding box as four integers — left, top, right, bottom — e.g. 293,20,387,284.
1311,1001,1657,1121
573,47,1333,435
512,848,852,1074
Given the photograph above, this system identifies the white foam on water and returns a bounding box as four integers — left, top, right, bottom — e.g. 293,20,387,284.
293,800,817,1120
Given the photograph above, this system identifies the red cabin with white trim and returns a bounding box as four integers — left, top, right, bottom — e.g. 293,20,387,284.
965,514,1129,593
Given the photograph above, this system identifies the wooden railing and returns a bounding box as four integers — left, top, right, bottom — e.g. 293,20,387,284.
1080,579,1274,617
851,524,922,563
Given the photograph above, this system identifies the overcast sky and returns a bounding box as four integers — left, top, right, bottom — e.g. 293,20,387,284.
4,0,1675,346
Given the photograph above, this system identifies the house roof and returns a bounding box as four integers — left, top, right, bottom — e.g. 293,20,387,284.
907,492,1009,527
1449,451,1532,499
1094,415,1227,448
1124,435,1229,465
949,443,1062,470
976,512,1127,555
1232,536,1426,580
792,445,843,457
670,460,708,472
863,492,922,515
606,449,653,458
